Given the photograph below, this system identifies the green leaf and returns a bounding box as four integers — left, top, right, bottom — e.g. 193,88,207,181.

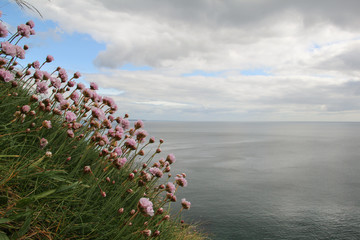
0,218,11,224
0,231,10,240
33,189,56,200
15,211,32,238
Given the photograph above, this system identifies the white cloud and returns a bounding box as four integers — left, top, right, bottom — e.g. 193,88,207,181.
22,0,360,121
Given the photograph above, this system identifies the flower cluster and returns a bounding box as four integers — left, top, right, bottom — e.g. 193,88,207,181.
0,10,194,239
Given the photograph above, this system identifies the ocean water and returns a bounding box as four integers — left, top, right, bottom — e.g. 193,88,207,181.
145,122,360,240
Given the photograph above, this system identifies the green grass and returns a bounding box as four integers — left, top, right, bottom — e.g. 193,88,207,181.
0,12,209,240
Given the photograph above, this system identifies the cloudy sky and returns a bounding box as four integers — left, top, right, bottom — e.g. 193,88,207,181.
3,0,360,121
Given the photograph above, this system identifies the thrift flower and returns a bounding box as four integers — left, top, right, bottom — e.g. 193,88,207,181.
125,138,136,150
121,118,130,129
42,120,52,129
21,105,30,113
33,69,43,79
54,93,64,102
84,166,91,173
73,71,81,79
90,82,98,90
26,20,35,28
166,153,176,164
0,69,14,82
51,78,61,88
91,107,105,121
1,42,16,57
36,82,48,94
15,45,25,59
58,68,68,82
138,198,154,216
39,138,48,148
166,182,176,193
17,24,31,38
67,129,74,138
32,61,40,69
45,151,52,157
181,198,191,209
0,22,8,38
46,55,54,62
135,129,148,142
70,91,80,102
149,167,163,178
175,176,188,187
76,83,85,90
65,111,77,122
114,147,122,156
134,120,144,129
114,157,127,168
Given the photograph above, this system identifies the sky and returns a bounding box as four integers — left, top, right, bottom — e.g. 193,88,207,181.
2,0,360,121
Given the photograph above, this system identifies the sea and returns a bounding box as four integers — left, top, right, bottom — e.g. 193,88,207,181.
144,121,360,240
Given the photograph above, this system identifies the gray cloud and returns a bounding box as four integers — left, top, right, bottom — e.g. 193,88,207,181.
23,0,360,120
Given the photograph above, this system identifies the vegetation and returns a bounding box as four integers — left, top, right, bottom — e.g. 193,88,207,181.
0,9,207,240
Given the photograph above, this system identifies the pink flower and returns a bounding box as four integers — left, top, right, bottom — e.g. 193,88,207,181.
82,88,93,98
77,83,85,90
149,167,163,178
134,120,144,129
90,82,98,90
54,93,64,102
0,22,8,38
67,129,74,138
65,111,77,122
26,20,35,28
114,147,122,156
91,91,102,103
36,82,48,94
125,138,137,150
0,69,14,82
73,71,81,79
15,45,25,59
135,129,148,142
42,71,51,80
121,119,130,130
103,96,117,110
39,138,48,148
181,198,191,210
58,68,68,82
114,157,127,168
42,120,52,129
138,198,154,216
17,24,31,38
33,70,43,79
32,61,40,69
1,42,16,57
84,165,91,173
166,154,176,164
46,55,54,63
21,105,30,113
175,176,187,187
70,91,79,102
91,107,105,120
51,78,61,89
166,182,176,193
67,80,75,87
60,100,70,110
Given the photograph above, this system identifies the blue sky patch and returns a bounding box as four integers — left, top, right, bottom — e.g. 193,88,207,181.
240,68,271,76
182,70,224,77
2,2,105,74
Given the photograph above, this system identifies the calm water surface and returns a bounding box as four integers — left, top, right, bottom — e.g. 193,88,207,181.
145,122,360,240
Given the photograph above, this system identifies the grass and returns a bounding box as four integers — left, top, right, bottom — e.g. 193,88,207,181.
0,10,208,240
